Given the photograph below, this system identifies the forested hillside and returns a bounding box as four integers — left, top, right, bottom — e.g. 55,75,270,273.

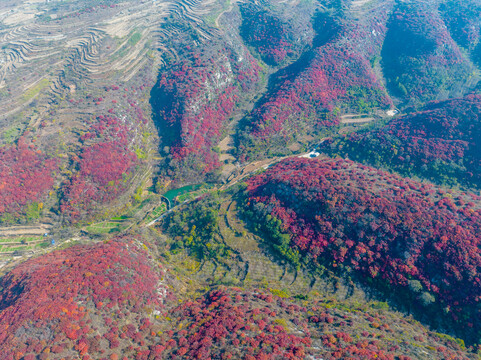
1,0,481,358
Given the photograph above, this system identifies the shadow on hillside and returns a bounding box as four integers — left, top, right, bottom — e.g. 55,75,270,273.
149,75,182,153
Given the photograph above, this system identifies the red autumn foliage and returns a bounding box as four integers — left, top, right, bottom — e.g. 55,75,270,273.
248,43,391,143
153,40,261,177
382,1,473,104
323,94,481,188
245,157,481,341
0,137,56,218
61,139,137,220
167,289,309,359
0,254,471,359
0,239,164,359
239,4,309,65
162,287,470,359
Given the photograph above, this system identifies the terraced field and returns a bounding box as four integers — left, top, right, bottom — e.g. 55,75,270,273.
0,0,224,135
142,202,168,225
0,0,317,239
160,196,363,302
0,225,53,269
0,0,235,261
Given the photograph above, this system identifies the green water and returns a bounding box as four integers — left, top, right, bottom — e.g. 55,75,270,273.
163,184,203,202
